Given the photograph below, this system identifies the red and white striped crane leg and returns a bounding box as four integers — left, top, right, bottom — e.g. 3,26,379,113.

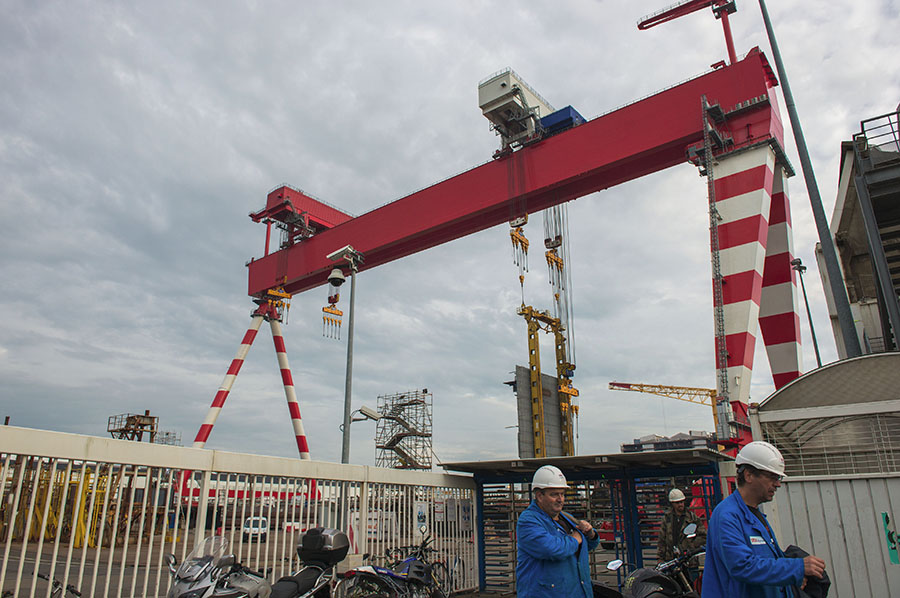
192,313,265,448
269,317,311,459
712,144,776,405
758,169,802,388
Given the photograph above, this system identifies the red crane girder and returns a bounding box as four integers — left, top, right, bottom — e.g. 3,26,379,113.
638,0,730,30
247,48,782,298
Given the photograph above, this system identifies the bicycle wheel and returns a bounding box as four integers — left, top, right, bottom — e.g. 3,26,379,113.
449,556,463,594
429,562,449,598
341,574,397,598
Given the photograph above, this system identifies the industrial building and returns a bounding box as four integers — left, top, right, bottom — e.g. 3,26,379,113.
818,108,900,356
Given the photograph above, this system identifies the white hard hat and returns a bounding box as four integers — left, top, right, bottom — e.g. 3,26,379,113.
735,441,786,478
532,465,568,490
668,488,686,503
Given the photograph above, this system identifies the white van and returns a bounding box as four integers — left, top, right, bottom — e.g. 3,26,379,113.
242,516,268,542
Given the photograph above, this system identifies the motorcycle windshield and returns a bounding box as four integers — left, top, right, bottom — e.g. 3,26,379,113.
176,536,228,582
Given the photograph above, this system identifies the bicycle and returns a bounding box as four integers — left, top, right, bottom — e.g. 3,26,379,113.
341,526,461,598
36,572,82,598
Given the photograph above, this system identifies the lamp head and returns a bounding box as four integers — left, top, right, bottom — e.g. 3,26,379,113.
327,268,346,287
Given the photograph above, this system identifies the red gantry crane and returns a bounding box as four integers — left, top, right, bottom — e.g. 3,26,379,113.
194,32,803,456
638,0,739,66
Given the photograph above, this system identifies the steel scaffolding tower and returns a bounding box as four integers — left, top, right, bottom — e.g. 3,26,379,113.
375,389,433,470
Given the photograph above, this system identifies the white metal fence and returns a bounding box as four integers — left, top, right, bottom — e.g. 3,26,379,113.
770,475,900,598
0,426,477,598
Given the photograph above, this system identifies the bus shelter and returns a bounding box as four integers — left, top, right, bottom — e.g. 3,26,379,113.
443,449,730,593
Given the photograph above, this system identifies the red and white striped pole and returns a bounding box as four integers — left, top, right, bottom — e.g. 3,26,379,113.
192,310,266,448
269,317,311,459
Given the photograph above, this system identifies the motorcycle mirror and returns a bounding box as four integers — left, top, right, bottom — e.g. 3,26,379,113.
164,553,177,576
419,524,428,535
683,523,697,538
217,554,236,569
606,559,623,571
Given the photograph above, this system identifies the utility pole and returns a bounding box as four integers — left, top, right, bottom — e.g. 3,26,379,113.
756,0,862,358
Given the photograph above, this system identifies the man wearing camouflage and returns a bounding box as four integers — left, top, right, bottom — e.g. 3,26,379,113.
657,488,706,567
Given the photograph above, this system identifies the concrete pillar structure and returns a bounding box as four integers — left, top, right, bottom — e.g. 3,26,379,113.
711,144,801,406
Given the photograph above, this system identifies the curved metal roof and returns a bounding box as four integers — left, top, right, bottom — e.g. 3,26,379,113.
759,352,900,411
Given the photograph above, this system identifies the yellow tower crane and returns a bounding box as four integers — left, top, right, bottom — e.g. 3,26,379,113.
608,381,719,433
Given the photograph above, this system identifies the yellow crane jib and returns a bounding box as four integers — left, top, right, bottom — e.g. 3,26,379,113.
608,381,720,435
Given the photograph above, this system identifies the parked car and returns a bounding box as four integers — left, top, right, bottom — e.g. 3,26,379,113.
596,519,617,550
242,516,269,542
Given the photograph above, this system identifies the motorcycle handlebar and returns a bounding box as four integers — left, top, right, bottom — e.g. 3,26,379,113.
659,548,706,571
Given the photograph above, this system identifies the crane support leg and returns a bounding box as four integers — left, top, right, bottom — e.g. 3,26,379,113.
710,144,801,407
758,170,802,389
191,303,311,460
268,317,311,459
711,144,775,405
192,311,266,448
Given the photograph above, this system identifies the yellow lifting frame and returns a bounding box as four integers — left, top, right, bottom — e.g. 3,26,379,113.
518,305,578,457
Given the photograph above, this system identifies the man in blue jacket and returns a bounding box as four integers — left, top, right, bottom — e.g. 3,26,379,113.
516,465,600,598
703,441,826,598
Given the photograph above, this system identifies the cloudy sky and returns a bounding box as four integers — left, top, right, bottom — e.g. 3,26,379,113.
1,1,898,466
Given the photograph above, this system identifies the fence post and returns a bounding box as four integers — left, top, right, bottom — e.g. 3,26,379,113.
748,402,763,440
195,470,212,548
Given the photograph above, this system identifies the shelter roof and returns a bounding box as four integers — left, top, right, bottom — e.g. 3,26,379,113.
442,448,728,480
759,353,900,412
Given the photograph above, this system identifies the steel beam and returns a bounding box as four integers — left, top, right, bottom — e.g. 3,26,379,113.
248,49,782,298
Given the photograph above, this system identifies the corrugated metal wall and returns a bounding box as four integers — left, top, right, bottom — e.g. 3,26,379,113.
771,475,900,598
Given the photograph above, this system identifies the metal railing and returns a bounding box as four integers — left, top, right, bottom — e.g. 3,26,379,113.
856,110,900,168
0,426,477,598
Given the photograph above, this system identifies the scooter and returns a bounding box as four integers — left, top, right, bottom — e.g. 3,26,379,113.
606,523,704,598
164,528,349,598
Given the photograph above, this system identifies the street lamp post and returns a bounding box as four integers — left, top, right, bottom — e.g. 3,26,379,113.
328,245,364,464
792,258,822,368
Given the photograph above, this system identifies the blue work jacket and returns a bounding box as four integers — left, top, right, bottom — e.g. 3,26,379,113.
702,491,804,598
516,501,600,598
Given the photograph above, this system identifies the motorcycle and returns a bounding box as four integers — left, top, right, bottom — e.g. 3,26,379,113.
164,535,270,598
340,525,448,598
605,523,704,598
164,527,349,598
